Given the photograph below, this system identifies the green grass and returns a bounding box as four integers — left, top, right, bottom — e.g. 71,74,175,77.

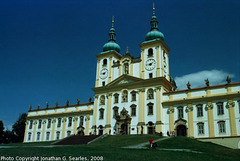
0,135,239,161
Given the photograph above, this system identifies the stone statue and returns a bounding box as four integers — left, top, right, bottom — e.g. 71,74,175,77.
187,81,191,89
66,100,69,106
37,104,40,110
77,98,80,104
56,101,59,107
205,78,209,87
226,76,231,84
89,97,92,103
29,105,32,111
46,102,49,108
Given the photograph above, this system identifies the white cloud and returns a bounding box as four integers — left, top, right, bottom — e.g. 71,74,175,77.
174,70,235,90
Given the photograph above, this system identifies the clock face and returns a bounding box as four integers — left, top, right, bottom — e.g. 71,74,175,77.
100,68,108,79
145,58,156,71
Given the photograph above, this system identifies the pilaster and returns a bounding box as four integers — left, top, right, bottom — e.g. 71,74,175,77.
92,95,99,133
95,60,100,87
186,104,194,137
156,46,160,77
138,88,145,134
227,100,237,136
105,93,112,133
168,106,175,133
108,57,113,83
85,114,90,135
155,87,162,133
51,118,56,140
41,119,47,141
32,120,37,142
206,102,215,137
23,120,29,142
73,116,78,135
61,117,67,138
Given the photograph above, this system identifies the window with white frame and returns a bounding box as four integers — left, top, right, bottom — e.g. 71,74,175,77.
46,132,50,141
131,91,136,101
114,93,119,103
36,132,40,141
38,120,42,129
29,120,33,129
47,119,51,128
56,131,60,140
197,122,204,134
147,103,154,115
197,104,203,117
130,104,136,116
99,109,104,120
113,106,119,118
68,117,72,127
28,132,32,141
57,118,61,128
218,121,226,133
217,102,224,115
178,106,184,119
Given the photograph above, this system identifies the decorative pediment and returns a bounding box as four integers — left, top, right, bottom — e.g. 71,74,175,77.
107,75,144,87
174,118,187,126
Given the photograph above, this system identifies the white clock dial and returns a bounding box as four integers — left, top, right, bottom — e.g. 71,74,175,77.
100,68,108,79
145,58,156,71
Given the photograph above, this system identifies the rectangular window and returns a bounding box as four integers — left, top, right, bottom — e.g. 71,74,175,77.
219,122,226,133
197,106,203,117
178,108,183,118
132,93,136,101
99,110,104,119
29,120,33,129
36,132,40,141
38,120,42,129
198,124,204,134
114,95,119,103
131,107,136,116
148,105,153,115
149,73,153,78
46,132,50,141
68,117,72,127
47,119,51,128
57,118,61,128
217,103,224,115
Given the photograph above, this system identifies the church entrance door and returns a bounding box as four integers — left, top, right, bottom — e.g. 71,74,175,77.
120,123,128,135
115,108,132,135
177,125,186,136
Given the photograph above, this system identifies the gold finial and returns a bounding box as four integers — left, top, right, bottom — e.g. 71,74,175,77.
112,16,114,27
153,2,155,15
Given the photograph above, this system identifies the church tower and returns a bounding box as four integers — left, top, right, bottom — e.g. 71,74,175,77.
139,4,170,81
95,17,121,88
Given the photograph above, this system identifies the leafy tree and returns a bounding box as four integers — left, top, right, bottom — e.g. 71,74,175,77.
2,130,15,144
12,113,27,142
0,120,4,143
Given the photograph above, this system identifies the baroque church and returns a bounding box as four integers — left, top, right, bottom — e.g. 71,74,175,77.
24,6,240,147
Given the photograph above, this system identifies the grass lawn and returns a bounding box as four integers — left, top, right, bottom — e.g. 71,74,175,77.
0,135,239,161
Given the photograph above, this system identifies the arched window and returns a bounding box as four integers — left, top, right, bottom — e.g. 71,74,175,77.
100,95,105,105
47,119,51,128
67,131,71,137
124,63,129,74
103,59,107,66
57,118,62,128
114,93,119,103
113,106,119,118
38,120,42,129
147,88,154,99
148,48,153,57
131,91,137,101
80,116,84,126
130,104,137,116
122,90,128,102
68,117,72,127
56,131,60,140
29,120,33,129
36,132,40,141
46,132,50,141
28,132,32,141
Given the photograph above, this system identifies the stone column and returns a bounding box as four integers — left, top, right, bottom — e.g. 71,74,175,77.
73,116,78,135
156,46,161,77
32,119,37,142
85,114,90,135
61,117,67,138
137,88,145,134
23,120,29,142
140,49,145,79
95,60,100,87
51,118,56,140
108,57,113,83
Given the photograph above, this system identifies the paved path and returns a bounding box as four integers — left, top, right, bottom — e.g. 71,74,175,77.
122,137,203,154
122,137,170,149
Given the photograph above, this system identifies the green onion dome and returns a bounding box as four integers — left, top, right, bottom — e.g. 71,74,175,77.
103,41,121,53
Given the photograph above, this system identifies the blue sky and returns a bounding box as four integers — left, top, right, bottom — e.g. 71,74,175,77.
0,0,239,130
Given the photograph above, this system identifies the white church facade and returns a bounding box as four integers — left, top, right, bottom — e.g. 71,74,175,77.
24,7,240,145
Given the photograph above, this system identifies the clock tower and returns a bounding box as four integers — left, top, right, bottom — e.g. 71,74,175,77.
95,17,121,88
139,4,170,81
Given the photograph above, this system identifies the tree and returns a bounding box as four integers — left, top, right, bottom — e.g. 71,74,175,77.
12,113,27,142
2,130,15,144
0,120,4,143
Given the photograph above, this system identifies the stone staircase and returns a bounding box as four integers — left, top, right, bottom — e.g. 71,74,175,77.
52,135,101,145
